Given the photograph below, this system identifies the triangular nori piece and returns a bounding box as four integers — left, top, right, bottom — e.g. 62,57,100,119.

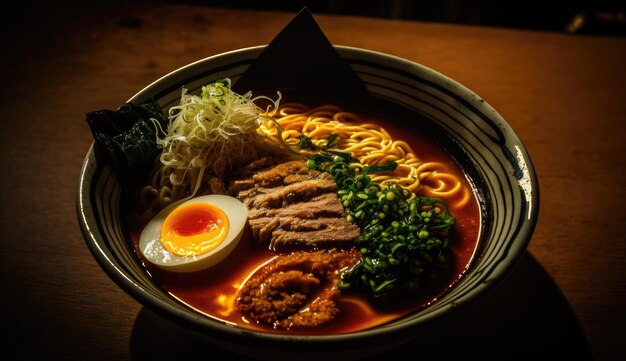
233,7,372,109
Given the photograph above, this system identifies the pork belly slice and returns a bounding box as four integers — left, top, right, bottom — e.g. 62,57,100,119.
252,160,318,188
235,170,331,203
246,193,344,220
270,225,361,251
248,217,357,244
249,218,280,245
243,173,337,209
235,171,321,197
229,178,256,195
227,155,294,194
237,156,286,177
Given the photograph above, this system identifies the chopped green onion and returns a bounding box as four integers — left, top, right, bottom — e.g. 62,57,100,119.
305,151,456,302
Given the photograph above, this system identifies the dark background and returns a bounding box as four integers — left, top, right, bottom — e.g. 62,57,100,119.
168,0,626,35
2,0,626,36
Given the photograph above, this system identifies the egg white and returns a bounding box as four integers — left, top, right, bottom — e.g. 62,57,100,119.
139,194,247,273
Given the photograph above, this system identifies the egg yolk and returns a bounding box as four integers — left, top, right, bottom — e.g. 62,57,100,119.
160,202,229,257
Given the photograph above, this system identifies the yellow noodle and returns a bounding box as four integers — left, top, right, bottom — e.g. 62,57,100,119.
260,103,469,209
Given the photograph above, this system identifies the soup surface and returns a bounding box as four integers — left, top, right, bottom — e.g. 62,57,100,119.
127,99,481,335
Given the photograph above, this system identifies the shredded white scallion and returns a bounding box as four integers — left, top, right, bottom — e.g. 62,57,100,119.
143,79,282,210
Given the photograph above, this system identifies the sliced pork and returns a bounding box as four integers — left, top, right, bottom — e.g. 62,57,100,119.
244,174,337,209
271,226,361,251
246,193,344,220
248,217,358,244
229,159,360,251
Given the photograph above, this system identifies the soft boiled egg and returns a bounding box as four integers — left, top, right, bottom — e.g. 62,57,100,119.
139,194,247,272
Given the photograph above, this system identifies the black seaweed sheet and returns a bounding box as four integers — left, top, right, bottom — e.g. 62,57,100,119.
233,7,374,110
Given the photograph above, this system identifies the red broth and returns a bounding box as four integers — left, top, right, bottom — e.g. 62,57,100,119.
127,103,481,335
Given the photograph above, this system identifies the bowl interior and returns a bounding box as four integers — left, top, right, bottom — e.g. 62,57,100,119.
77,45,538,346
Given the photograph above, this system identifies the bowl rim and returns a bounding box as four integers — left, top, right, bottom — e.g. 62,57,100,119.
77,44,539,346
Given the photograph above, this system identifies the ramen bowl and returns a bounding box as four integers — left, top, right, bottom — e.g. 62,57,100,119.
77,45,538,359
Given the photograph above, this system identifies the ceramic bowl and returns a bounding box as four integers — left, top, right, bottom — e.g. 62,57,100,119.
77,45,539,360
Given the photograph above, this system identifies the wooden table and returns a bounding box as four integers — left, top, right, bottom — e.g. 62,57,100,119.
1,2,624,360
